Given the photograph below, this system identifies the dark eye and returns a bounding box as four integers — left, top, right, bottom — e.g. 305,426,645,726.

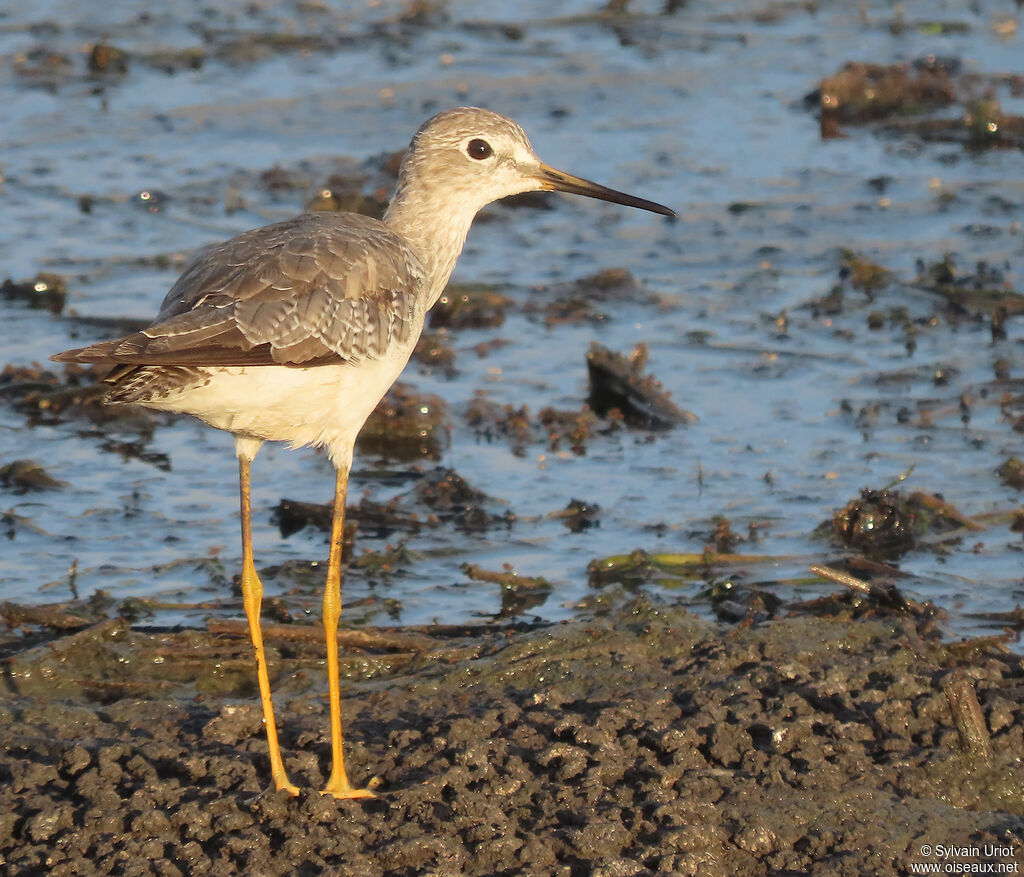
466,138,493,160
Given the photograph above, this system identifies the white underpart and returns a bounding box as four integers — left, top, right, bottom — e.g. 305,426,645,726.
150,347,416,467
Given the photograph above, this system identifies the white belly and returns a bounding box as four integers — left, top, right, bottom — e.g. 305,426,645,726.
144,354,411,462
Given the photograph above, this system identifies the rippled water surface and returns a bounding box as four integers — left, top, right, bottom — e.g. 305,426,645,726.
2,0,1023,641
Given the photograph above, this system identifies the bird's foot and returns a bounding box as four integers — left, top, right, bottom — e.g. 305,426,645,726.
321,775,377,800
275,778,301,797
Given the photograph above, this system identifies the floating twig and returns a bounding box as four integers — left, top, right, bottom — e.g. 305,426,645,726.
809,564,871,594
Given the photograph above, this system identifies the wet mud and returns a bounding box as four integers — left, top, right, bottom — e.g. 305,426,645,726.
5,0,1024,873
2,603,1023,875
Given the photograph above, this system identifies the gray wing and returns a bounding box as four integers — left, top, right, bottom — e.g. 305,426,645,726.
53,212,424,368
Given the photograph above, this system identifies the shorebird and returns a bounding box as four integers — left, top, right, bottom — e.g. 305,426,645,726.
52,107,675,798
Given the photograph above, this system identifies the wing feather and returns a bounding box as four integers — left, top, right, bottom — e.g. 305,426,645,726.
52,213,426,370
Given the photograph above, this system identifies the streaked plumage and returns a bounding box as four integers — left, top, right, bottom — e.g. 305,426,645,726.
52,107,675,798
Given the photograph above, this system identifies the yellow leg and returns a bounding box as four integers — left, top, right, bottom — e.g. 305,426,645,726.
322,464,374,799
238,456,299,796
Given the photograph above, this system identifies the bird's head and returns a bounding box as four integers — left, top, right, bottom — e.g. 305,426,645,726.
398,106,676,218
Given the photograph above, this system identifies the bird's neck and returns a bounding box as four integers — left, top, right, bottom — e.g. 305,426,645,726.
383,184,479,309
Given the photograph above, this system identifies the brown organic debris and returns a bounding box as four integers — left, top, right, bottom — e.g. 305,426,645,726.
276,468,510,537
357,382,448,461
1,362,157,431
412,332,457,374
538,407,598,455
587,342,696,430
87,42,128,75
526,268,665,327
0,460,67,494
412,467,512,531
914,254,1024,317
270,499,360,548
1,601,92,632
462,562,552,617
943,672,994,761
463,393,599,457
815,59,1024,149
13,47,74,86
463,394,536,457
709,517,743,554
818,60,956,130
1,273,67,314
839,249,893,296
824,485,979,560
306,169,389,218
429,285,510,330
461,563,550,592
808,564,911,612
548,498,601,533
997,457,1024,490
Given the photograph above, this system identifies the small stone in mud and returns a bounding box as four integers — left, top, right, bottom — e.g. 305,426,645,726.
586,342,696,430
0,460,66,494
1,272,67,314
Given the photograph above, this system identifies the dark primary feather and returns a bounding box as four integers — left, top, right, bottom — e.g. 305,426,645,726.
103,364,212,404
53,212,425,370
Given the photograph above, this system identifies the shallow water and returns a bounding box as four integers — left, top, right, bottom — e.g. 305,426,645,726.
1,0,1023,641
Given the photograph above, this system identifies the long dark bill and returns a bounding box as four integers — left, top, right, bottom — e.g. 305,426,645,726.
537,164,676,217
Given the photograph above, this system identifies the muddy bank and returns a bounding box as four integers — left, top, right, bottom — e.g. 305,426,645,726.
2,603,1023,876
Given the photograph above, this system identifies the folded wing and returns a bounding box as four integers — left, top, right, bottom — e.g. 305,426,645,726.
53,212,425,369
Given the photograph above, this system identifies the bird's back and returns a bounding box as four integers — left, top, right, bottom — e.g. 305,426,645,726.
53,212,429,407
